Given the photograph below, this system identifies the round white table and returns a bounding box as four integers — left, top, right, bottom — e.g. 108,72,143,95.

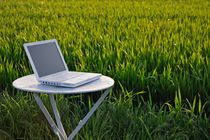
13,74,114,140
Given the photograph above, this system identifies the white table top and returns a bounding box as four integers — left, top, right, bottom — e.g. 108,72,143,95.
13,74,114,94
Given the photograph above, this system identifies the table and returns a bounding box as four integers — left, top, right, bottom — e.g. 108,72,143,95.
12,74,114,140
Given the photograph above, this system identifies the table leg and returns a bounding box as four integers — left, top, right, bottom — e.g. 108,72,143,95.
68,88,111,140
50,95,68,139
33,87,112,140
33,94,66,140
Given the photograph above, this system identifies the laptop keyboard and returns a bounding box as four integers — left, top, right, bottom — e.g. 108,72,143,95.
47,72,84,82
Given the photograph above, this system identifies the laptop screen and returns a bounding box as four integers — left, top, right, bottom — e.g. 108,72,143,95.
27,42,66,77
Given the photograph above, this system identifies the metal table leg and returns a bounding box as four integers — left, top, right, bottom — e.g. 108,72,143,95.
33,88,111,140
33,94,66,140
68,88,111,140
50,95,68,139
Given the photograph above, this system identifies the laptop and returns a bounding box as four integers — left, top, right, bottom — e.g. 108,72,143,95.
23,39,101,87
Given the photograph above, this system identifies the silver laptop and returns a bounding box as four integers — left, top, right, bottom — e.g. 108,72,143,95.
23,39,101,87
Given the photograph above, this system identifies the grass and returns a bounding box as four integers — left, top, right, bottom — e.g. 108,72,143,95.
0,0,209,139
0,90,209,140
0,0,209,102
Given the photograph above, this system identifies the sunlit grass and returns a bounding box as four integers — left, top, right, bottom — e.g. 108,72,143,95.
0,0,209,139
0,0,209,102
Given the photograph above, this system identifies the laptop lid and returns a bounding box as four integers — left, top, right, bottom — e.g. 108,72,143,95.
23,39,69,80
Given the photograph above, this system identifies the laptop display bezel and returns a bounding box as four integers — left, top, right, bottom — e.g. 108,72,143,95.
23,39,69,80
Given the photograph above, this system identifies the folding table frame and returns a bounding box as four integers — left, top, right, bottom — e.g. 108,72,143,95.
33,88,111,140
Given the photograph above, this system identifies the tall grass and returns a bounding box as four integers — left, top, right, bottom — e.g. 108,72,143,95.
0,0,209,139
0,0,209,103
0,90,209,140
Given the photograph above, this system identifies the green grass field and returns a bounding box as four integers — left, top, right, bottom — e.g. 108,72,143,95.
0,0,209,139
